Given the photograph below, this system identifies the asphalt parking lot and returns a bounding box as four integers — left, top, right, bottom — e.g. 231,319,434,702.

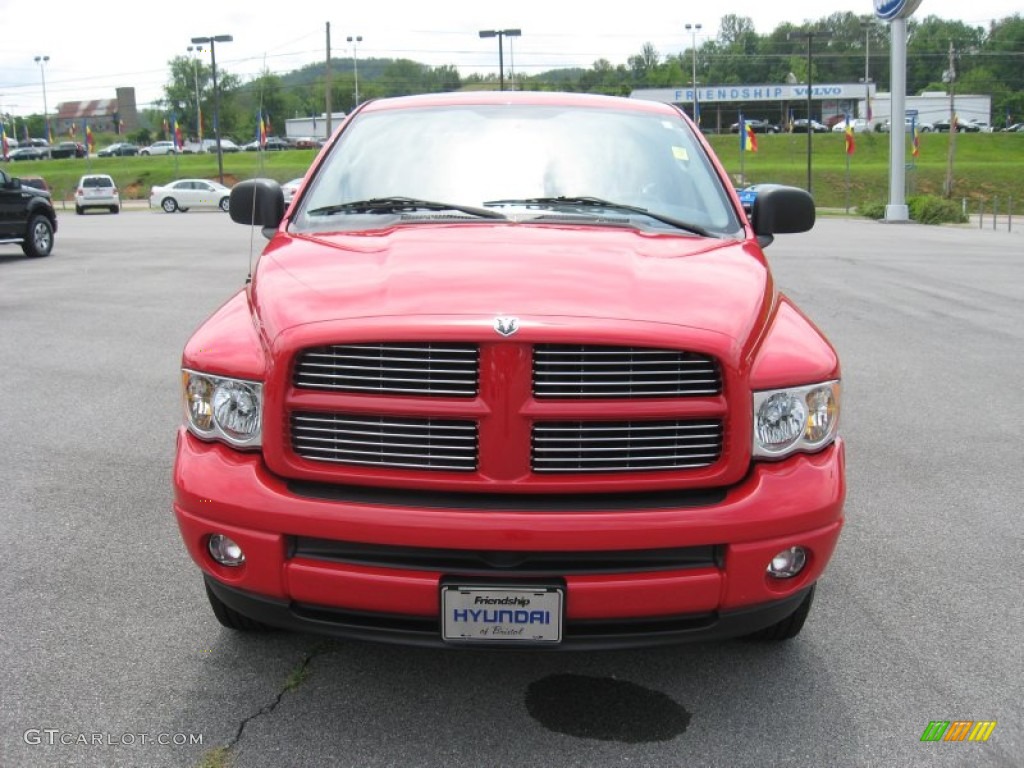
1,210,1021,767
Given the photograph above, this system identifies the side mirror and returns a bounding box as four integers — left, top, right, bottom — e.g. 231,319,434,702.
229,178,284,230
750,185,815,245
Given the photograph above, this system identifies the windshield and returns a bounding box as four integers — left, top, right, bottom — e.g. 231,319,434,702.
295,103,742,236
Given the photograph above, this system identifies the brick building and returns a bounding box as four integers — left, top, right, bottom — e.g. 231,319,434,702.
54,87,139,136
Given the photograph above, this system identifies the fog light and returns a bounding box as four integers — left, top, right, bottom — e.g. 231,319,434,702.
208,534,245,566
767,546,806,579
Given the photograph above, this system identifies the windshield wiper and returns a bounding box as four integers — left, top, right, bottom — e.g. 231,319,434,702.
308,197,507,220
483,196,714,237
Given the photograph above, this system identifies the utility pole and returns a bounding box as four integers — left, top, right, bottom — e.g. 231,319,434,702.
943,40,957,198
787,29,829,195
325,22,333,137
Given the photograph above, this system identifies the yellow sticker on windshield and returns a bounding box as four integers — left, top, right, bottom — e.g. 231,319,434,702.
672,146,689,161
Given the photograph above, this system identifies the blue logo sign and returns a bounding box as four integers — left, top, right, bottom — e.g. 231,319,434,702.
874,0,924,21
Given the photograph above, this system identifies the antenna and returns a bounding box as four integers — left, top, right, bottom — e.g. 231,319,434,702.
247,53,269,285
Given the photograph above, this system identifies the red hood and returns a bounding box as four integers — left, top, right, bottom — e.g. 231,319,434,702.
250,223,773,353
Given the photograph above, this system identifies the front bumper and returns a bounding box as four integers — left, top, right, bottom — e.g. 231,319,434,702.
174,430,844,648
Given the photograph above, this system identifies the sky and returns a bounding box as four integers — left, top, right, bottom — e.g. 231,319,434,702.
1,0,1020,117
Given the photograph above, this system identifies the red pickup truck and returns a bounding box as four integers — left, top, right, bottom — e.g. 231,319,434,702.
174,91,844,649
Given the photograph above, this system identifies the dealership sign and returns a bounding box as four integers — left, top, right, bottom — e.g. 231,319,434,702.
668,83,875,104
874,0,924,21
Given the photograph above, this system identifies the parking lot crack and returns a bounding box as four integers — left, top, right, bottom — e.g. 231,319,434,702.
198,642,335,767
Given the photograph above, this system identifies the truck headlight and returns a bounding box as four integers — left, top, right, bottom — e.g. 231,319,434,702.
182,370,263,449
752,381,839,459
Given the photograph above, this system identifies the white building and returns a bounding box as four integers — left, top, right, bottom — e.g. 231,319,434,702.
860,92,991,128
284,112,348,140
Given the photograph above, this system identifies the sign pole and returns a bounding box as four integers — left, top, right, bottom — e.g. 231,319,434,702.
845,146,851,214
885,17,909,221
875,0,923,222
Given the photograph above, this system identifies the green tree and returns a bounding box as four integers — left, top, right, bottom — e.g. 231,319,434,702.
906,16,985,96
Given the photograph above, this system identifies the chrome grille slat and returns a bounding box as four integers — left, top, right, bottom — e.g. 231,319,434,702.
535,445,721,453
292,412,478,471
534,344,721,399
538,422,720,433
295,429,475,442
294,343,479,396
532,420,723,473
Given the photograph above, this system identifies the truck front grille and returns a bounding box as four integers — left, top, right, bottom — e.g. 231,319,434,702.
294,343,479,397
291,412,478,471
532,420,723,473
533,344,721,399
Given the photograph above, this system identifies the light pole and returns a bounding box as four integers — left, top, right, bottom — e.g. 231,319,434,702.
190,34,233,184
860,20,873,123
478,29,521,91
347,35,363,107
788,30,830,195
186,45,204,144
34,55,49,143
685,23,702,126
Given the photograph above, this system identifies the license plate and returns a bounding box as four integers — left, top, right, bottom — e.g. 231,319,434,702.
441,585,563,644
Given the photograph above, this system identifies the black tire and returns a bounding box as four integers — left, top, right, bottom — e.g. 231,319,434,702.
75,205,84,215
205,582,271,631
744,585,815,642
111,205,120,214
140,150,150,156
219,197,230,212
22,214,54,258
161,197,178,213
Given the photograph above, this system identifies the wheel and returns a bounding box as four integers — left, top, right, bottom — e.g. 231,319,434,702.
110,205,120,214
22,214,54,258
161,197,178,213
744,585,815,642
219,197,230,212
140,150,150,156
75,205,84,215
205,582,271,631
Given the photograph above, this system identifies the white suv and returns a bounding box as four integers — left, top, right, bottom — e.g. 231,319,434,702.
140,141,180,156
74,174,121,215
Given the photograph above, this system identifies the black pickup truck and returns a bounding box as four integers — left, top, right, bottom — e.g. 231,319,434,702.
0,168,58,257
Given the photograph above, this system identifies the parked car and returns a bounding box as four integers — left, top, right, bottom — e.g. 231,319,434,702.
149,178,231,213
206,138,241,154
50,141,87,159
98,142,139,157
831,118,870,133
180,91,844,649
8,146,47,161
139,141,180,156
74,174,121,214
729,118,779,134
0,167,57,257
243,137,290,152
932,118,979,133
1001,122,1024,132
292,137,320,149
877,117,933,133
281,177,304,205
790,119,829,133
